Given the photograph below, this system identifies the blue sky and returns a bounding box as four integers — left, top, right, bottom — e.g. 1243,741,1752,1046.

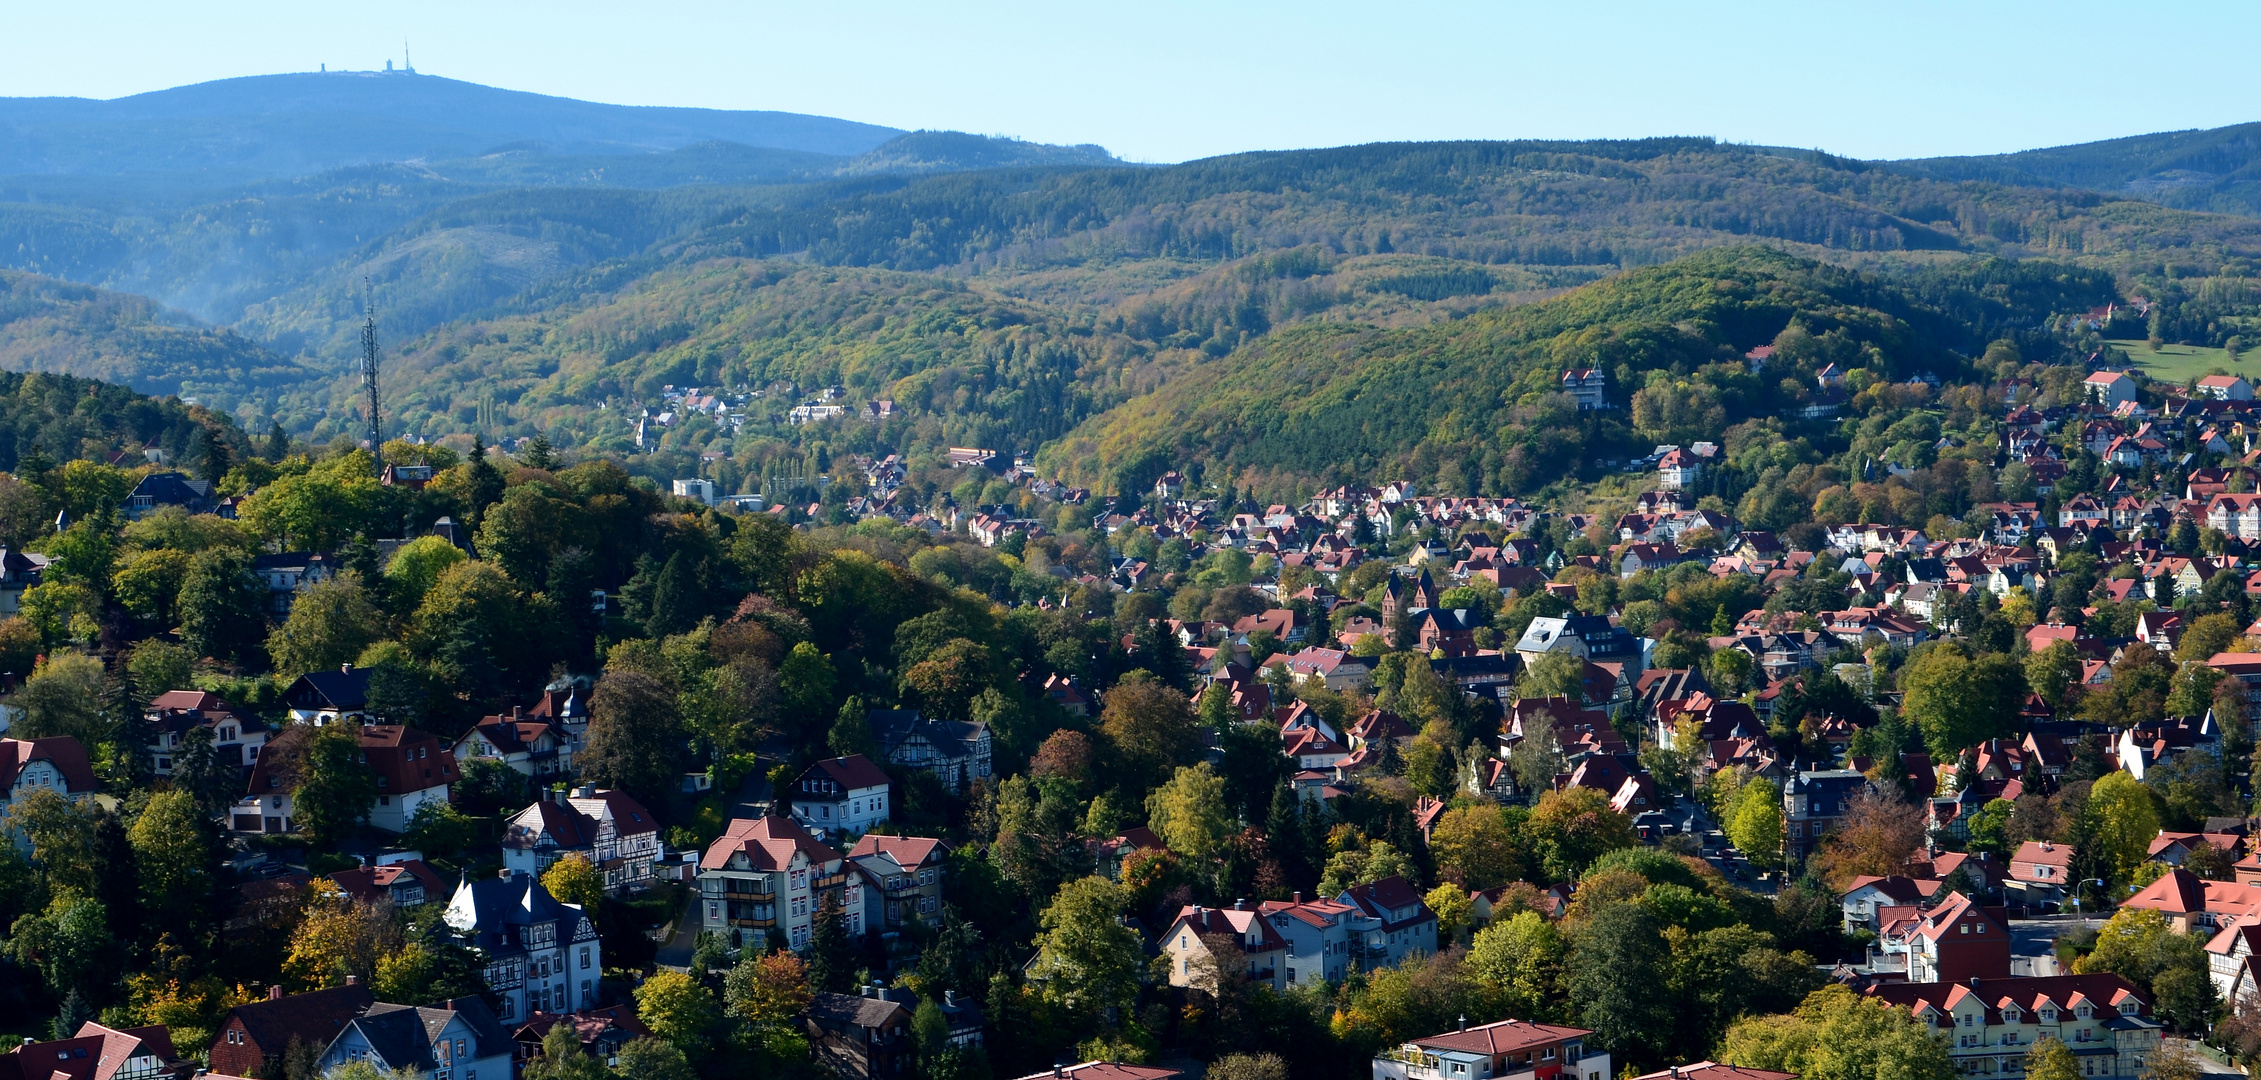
5,1,2256,163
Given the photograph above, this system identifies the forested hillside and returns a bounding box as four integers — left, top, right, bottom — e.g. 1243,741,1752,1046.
0,270,314,413
1038,248,2121,502
1891,121,2261,216
0,367,255,477
13,114,2261,475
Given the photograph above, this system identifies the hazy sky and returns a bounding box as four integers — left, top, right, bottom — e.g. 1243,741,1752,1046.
4,1,2255,163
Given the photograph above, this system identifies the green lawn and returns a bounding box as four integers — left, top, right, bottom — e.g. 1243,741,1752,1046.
2110,339,2252,384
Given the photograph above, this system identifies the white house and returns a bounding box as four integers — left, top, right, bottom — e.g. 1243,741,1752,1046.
146,690,269,777
232,724,458,837
789,755,892,838
443,871,600,1022
2197,374,2255,401
1,736,98,823
1658,448,1703,490
2085,370,2137,407
672,479,718,506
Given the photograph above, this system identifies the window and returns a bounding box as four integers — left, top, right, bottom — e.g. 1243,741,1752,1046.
1975,923,1986,933
581,947,591,970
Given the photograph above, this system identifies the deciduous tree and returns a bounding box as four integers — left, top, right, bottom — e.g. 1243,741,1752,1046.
1027,876,1142,1019
1527,787,1636,882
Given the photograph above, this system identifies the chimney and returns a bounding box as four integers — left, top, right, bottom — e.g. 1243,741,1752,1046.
1672,1069,1681,1080
576,783,596,799
344,975,360,986
499,867,514,879
267,985,284,1001
861,984,876,998
513,706,524,719
341,663,353,674
1457,1014,1467,1032
1969,976,1981,987
1292,890,1302,904
1235,898,1247,911
944,990,956,1008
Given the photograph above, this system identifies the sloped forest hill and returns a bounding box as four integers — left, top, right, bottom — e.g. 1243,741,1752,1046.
0,270,315,406
1889,120,2261,217
0,369,256,479
1036,247,2120,503
295,138,2261,453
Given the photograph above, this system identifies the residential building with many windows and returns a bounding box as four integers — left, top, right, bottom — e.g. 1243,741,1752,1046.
1255,892,1374,987
698,816,866,950
846,834,947,931
1371,1019,1609,1080
441,871,600,1022
1863,975,2160,1080
1160,902,1288,991
1339,875,1439,969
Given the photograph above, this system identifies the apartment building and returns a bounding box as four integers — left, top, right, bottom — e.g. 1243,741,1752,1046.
1863,975,2160,1080
698,816,866,950
846,834,947,932
1254,892,1374,988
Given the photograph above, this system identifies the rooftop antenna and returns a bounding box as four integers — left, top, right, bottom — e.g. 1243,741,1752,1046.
403,40,411,73
361,278,384,477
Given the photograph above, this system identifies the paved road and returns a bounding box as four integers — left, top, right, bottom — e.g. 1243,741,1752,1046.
2163,1038,2245,1079
2005,915,2100,977
649,889,705,971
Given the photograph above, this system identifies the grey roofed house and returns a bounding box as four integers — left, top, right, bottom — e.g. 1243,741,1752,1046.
805,991,913,1080
1514,613,1643,668
320,997,512,1078
122,471,213,519
1430,653,1520,687
865,709,992,793
443,870,601,1020
285,664,373,722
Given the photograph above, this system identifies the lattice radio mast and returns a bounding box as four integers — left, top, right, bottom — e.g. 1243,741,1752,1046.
361,278,384,476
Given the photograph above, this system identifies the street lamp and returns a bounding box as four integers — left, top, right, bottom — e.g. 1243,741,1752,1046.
2069,878,2108,921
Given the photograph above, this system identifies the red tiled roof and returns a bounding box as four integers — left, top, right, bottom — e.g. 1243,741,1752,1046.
847,834,946,871
0,736,99,794
1407,1018,1594,1056
700,816,841,872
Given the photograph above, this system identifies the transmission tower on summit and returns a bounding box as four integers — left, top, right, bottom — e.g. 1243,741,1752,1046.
361,278,384,477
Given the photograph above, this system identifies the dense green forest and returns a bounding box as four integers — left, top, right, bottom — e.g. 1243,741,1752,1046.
0,271,315,409
251,138,2261,457
14,100,2261,485
1035,248,2120,501
0,368,255,475
1889,121,2261,216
